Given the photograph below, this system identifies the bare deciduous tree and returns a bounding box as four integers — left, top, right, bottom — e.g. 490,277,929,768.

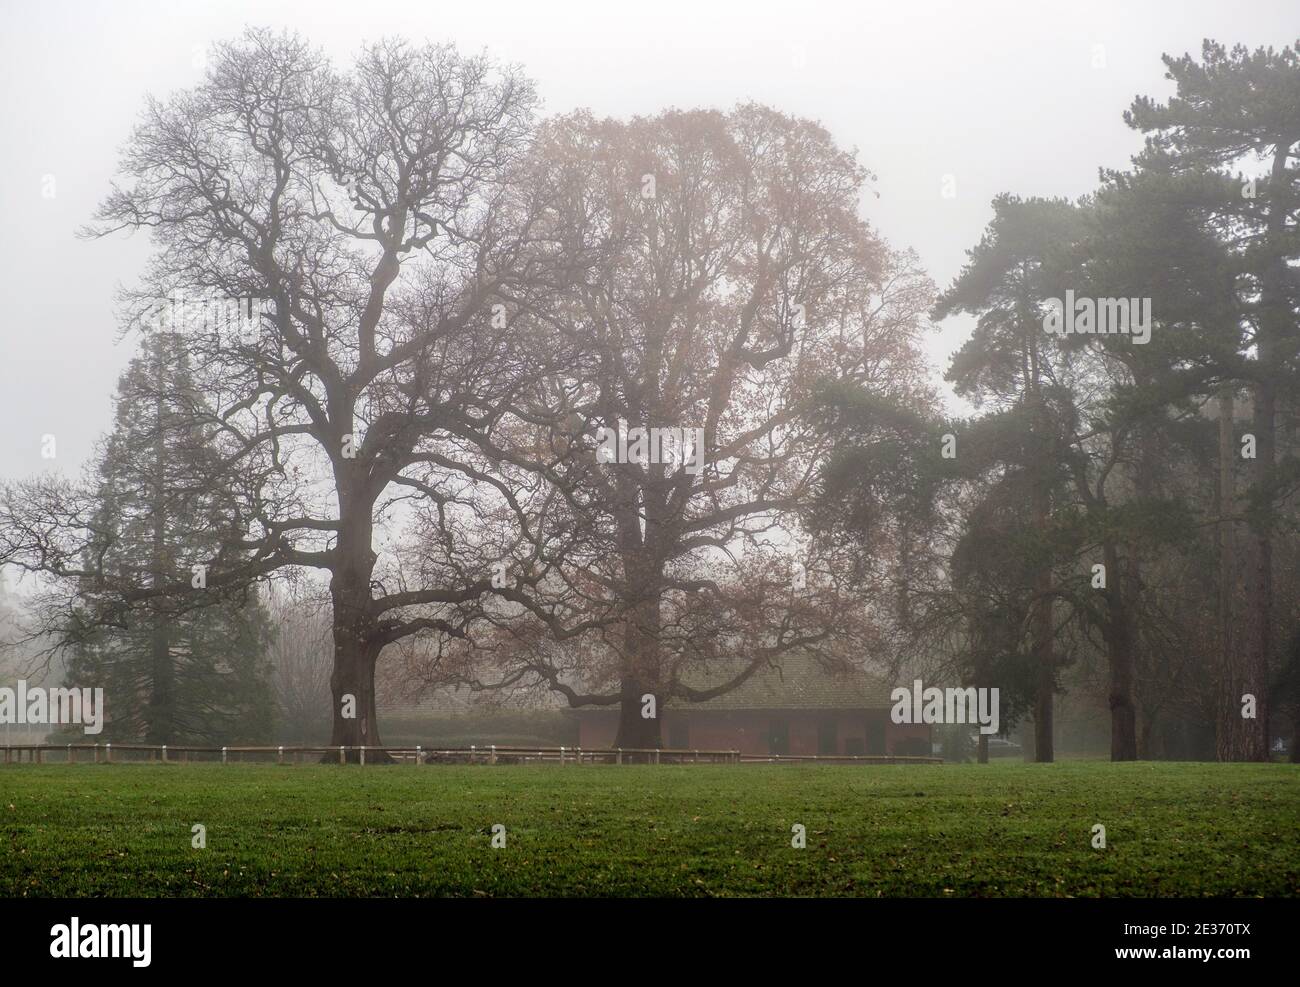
5,29,566,758
439,107,936,747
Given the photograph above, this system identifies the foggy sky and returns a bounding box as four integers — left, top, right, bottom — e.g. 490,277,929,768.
1,0,1295,480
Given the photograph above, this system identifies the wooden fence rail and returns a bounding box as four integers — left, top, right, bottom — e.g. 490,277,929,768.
0,743,741,765
738,753,944,765
0,744,942,766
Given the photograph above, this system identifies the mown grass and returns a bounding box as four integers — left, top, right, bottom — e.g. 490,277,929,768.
2,761,1297,897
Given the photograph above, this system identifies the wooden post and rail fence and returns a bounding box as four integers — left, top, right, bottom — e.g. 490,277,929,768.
0,743,943,766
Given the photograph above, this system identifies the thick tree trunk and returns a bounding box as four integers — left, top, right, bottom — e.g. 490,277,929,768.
977,733,989,764
325,474,389,763
614,674,661,752
326,629,383,760
613,563,663,755
613,650,663,753
145,620,175,745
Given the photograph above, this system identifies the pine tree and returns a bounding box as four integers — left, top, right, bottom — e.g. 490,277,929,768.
934,194,1085,762
1126,40,1300,760
63,330,274,744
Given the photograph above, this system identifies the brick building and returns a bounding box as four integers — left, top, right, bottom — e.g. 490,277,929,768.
573,653,932,756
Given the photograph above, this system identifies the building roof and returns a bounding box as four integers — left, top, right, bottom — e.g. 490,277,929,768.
670,653,892,711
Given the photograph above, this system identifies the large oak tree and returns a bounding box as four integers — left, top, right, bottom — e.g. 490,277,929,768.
5,30,565,757
446,107,935,748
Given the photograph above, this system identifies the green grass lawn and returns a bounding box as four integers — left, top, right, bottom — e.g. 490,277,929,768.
3,761,1297,897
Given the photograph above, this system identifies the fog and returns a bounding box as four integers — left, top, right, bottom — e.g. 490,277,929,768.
3,0,1295,477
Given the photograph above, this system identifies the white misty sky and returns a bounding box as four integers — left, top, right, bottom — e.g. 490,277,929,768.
0,0,1295,481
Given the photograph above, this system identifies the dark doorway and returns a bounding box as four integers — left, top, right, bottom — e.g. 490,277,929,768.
817,717,837,754
768,718,790,755
865,712,887,755
668,717,689,750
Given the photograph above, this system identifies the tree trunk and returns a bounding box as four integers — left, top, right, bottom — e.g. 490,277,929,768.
1104,540,1138,760
1236,147,1291,763
1032,679,1053,762
1241,375,1274,762
977,733,989,764
614,674,661,753
613,562,663,755
326,629,383,761
326,474,388,763
146,356,175,744
1117,391,1159,762
1031,496,1054,762
612,643,663,754
1027,332,1054,762
146,619,175,744
1216,386,1246,760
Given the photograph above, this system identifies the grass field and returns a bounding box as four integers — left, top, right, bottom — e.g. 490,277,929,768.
3,762,1297,897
